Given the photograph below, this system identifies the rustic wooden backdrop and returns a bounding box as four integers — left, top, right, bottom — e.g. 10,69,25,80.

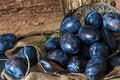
0,0,119,15
0,0,119,37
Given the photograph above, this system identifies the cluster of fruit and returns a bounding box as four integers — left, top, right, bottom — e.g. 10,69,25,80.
41,11,120,80
4,45,38,79
0,34,38,79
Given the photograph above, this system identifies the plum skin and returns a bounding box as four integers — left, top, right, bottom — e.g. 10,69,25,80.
60,33,81,54
89,42,110,58
85,11,103,29
46,50,68,68
0,39,13,55
78,25,100,45
60,16,81,33
39,60,57,73
45,37,60,51
0,33,17,44
67,56,85,73
5,57,27,79
18,46,38,66
85,57,107,80
103,13,120,32
109,56,120,69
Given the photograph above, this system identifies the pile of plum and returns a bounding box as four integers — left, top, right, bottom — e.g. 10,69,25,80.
42,11,120,80
0,34,38,79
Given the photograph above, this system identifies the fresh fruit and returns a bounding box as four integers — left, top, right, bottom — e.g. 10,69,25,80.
85,57,107,80
101,29,117,53
78,25,100,44
60,33,81,54
60,16,81,33
18,46,37,66
0,40,13,55
43,10,120,79
89,42,110,58
46,50,68,68
45,37,60,51
67,56,85,73
39,60,57,73
85,11,103,29
5,57,27,79
109,55,120,69
103,13,120,32
0,33,17,44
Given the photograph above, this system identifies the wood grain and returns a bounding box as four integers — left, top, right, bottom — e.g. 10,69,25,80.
63,0,120,13
0,0,119,37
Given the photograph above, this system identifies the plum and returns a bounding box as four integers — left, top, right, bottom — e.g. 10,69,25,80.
0,40,13,55
45,37,61,51
0,33,17,45
45,50,68,68
18,46,37,66
60,33,81,54
109,55,120,69
60,16,81,33
103,13,120,32
39,60,57,73
101,29,117,53
67,56,85,73
89,42,110,58
78,25,100,44
85,11,103,29
85,57,107,80
5,57,27,79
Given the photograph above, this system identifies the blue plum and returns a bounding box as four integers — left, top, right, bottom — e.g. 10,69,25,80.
67,56,85,73
0,33,17,44
5,57,27,79
46,50,68,68
101,29,117,53
78,25,100,44
60,16,81,33
60,33,81,54
85,11,103,29
18,46,37,66
109,56,120,69
39,60,57,73
0,40,13,55
85,57,107,80
103,13,120,32
89,42,110,58
45,37,60,51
